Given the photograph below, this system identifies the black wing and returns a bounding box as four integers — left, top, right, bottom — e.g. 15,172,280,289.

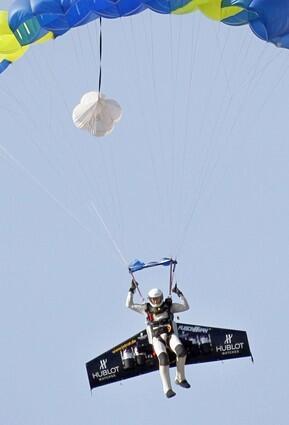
86,323,252,390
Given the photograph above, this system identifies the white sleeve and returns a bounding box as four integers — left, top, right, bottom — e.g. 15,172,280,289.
126,291,147,315
171,294,189,314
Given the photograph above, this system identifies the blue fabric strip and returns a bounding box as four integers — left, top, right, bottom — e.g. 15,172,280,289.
129,258,177,273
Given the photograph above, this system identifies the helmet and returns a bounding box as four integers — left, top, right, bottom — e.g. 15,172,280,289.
148,288,163,307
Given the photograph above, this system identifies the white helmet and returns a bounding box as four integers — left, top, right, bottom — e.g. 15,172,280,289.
148,288,163,307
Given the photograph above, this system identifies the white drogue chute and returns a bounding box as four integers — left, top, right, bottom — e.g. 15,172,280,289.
72,91,122,137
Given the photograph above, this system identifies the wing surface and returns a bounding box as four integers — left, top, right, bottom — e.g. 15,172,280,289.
86,323,252,390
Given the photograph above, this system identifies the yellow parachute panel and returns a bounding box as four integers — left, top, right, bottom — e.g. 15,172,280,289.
0,11,53,64
173,0,243,20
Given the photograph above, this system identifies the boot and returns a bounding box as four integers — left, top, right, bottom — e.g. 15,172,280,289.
175,379,191,389
166,389,176,398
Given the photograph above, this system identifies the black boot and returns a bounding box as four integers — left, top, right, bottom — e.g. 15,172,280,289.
175,379,191,389
166,389,176,398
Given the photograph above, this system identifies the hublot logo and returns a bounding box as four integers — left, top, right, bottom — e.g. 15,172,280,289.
100,359,108,370
216,333,244,354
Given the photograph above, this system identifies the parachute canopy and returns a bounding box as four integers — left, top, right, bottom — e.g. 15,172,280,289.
1,0,289,73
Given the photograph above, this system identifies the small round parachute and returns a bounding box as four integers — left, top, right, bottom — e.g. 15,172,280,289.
72,92,122,137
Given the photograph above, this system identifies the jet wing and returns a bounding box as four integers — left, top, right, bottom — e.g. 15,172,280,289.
86,323,252,390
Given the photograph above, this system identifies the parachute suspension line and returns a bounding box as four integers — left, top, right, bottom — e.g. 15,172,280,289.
176,23,243,255
98,17,103,94
206,55,289,207
174,22,229,256
248,56,289,127
240,49,283,95
73,22,126,255
176,15,200,244
178,28,235,255
0,57,112,255
168,14,183,248
147,12,167,226
40,51,121,250
167,13,175,239
175,16,213,254
0,83,71,187
0,143,92,235
176,31,284,258
191,25,250,214
169,259,177,296
129,271,145,301
3,25,125,266
124,14,166,248
169,262,173,296
90,201,128,267
177,15,203,251
46,23,127,264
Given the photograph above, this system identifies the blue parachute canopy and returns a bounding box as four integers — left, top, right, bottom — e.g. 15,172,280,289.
2,0,289,74
129,258,177,273
0,59,11,73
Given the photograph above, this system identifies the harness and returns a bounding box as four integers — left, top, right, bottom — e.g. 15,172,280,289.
146,298,174,338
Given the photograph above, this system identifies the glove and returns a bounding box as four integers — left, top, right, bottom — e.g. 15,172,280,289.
172,284,183,297
129,279,137,293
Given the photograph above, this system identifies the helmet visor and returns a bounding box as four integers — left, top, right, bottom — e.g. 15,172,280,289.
149,296,163,305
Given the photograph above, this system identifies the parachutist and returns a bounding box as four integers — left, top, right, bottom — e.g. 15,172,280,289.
87,259,252,394
126,285,190,398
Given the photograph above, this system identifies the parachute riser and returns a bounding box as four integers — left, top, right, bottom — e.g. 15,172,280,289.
129,271,145,301
129,257,177,300
168,259,177,297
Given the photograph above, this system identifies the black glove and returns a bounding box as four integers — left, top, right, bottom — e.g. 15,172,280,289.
172,284,183,297
129,279,137,293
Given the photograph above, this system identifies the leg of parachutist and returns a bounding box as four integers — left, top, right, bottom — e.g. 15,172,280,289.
170,335,190,388
153,337,176,398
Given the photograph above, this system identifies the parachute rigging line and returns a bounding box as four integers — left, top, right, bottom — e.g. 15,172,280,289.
129,258,177,299
169,260,177,296
129,271,145,301
0,142,91,235
90,201,128,267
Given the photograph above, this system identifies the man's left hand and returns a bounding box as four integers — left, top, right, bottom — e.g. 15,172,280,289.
172,284,183,297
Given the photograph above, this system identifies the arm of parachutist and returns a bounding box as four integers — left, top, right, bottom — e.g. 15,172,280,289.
171,294,189,313
126,291,147,315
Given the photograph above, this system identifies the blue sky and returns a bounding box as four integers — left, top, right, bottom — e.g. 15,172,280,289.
1,2,289,424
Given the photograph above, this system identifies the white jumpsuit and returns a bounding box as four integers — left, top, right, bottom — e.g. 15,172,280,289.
126,291,189,394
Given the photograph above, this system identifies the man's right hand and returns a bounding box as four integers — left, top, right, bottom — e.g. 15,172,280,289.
129,279,137,293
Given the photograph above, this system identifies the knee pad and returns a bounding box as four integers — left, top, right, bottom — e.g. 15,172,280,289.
158,352,169,366
175,344,186,358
